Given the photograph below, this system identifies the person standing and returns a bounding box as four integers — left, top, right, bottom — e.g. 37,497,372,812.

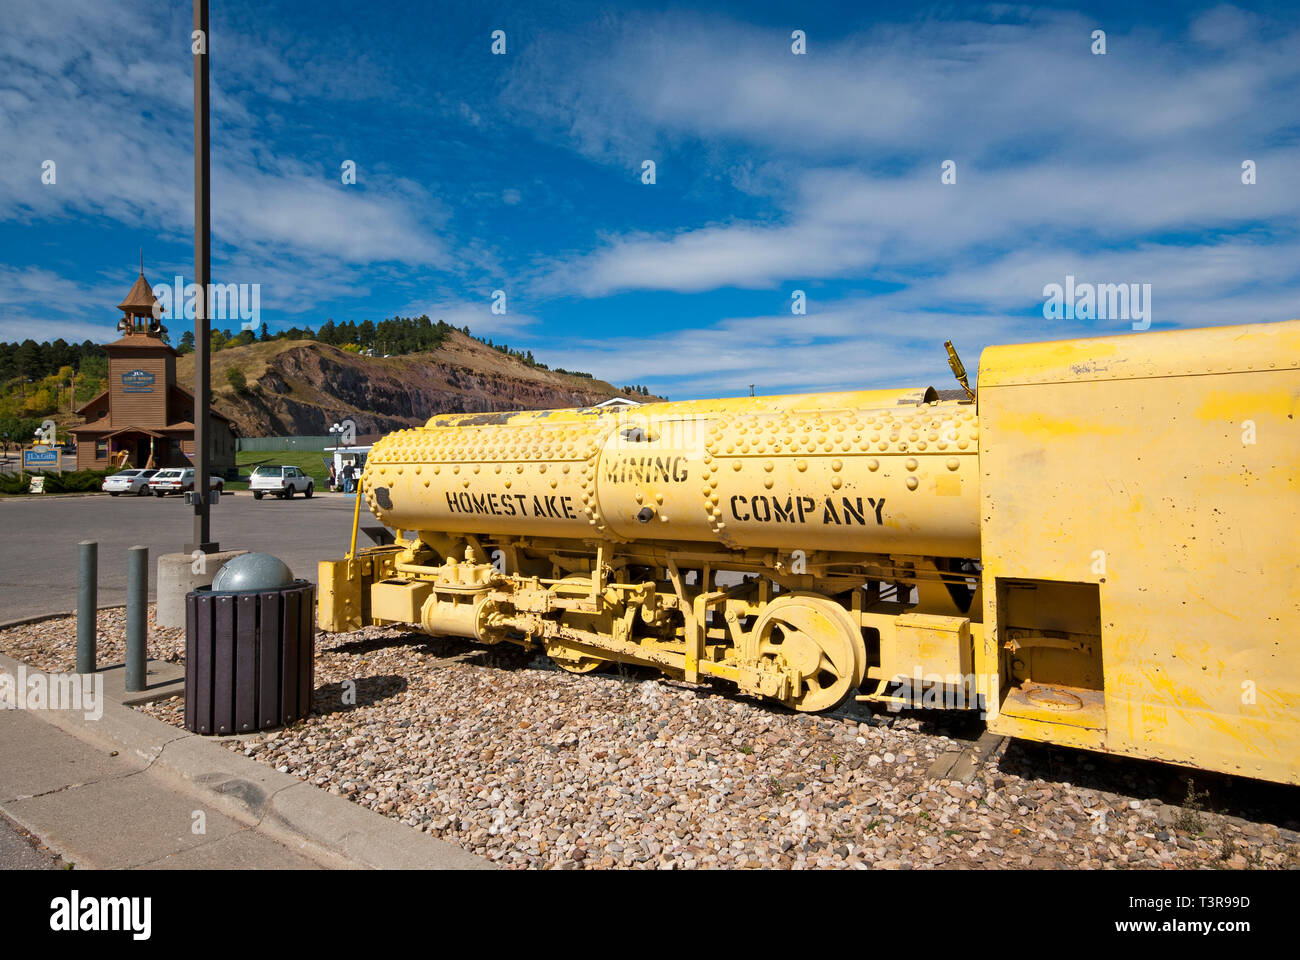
341,460,355,493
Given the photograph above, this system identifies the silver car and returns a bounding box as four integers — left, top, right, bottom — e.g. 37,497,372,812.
102,469,158,496
148,468,225,497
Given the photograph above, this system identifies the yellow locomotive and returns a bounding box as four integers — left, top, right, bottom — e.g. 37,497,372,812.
319,319,1300,786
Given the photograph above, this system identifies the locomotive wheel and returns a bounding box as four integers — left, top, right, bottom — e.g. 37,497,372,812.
545,576,611,674
752,593,865,713
545,641,605,674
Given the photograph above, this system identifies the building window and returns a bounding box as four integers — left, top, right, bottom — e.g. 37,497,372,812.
95,440,107,459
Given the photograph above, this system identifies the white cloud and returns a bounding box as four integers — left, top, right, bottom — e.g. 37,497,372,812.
1190,4,1261,48
499,6,1300,397
507,8,1300,303
5,2,1299,403
507,10,1299,161
533,236,1300,398
0,0,448,270
0,265,126,342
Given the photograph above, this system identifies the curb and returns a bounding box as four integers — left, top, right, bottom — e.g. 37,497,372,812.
0,603,127,632
0,652,492,870
0,492,112,501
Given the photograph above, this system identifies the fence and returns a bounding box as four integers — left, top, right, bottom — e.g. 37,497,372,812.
236,436,334,452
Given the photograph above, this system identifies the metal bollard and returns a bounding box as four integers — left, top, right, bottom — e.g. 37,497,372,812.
125,545,148,692
76,540,97,674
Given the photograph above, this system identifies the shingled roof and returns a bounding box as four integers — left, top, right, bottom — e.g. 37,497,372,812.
117,272,161,316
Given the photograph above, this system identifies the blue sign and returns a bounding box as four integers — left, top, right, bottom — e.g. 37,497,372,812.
24,447,58,467
121,369,155,393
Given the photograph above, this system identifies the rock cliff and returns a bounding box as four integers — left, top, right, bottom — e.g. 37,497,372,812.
176,331,653,437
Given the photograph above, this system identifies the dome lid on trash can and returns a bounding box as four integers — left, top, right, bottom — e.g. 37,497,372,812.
211,552,295,592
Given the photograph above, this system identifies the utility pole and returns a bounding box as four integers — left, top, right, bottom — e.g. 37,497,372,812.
188,0,216,552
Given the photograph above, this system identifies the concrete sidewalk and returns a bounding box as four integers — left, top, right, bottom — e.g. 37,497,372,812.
0,708,321,869
0,652,490,870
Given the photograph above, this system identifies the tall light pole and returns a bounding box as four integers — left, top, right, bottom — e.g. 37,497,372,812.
329,421,350,492
188,0,216,552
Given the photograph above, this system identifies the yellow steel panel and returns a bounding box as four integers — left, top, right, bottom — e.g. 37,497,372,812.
370,578,432,624
980,319,1300,784
317,558,362,632
885,613,972,680
317,548,403,633
979,319,1300,387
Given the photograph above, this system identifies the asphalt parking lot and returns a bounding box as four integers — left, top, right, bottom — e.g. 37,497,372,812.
0,492,367,621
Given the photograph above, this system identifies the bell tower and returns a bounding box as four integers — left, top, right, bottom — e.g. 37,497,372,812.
115,251,169,338
70,257,235,475
105,260,177,430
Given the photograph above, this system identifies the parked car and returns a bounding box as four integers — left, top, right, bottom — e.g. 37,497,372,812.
249,465,314,499
102,468,158,496
148,468,225,497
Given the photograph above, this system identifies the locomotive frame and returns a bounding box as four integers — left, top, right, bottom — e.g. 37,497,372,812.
319,320,1300,786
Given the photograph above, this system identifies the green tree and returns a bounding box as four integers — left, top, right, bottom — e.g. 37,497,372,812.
226,366,248,394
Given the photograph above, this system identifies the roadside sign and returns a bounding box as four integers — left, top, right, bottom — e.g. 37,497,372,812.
23,446,59,470
28,476,45,494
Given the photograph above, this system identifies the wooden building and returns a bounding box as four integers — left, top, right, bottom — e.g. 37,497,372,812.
70,270,237,474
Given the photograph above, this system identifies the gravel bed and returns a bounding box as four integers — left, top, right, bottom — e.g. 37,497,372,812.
3,612,1298,869
0,607,185,671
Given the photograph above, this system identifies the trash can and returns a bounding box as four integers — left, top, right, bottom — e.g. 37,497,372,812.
184,553,315,735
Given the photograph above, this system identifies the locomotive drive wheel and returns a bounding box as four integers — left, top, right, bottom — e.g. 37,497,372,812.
545,640,605,674
545,576,611,674
752,593,866,713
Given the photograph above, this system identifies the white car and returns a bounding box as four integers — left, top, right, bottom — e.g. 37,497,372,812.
249,465,314,499
102,469,158,496
148,468,225,497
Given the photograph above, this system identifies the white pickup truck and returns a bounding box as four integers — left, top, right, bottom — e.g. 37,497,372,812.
249,465,314,499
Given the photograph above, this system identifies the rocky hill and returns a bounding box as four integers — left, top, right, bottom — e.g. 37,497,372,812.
176,331,655,437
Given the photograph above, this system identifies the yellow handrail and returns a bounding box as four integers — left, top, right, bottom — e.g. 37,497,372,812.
348,478,362,559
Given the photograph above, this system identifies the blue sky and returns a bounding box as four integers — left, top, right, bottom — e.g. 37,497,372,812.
1,0,1298,398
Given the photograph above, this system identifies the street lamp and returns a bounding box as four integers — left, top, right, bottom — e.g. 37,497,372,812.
329,422,353,493
187,0,216,554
